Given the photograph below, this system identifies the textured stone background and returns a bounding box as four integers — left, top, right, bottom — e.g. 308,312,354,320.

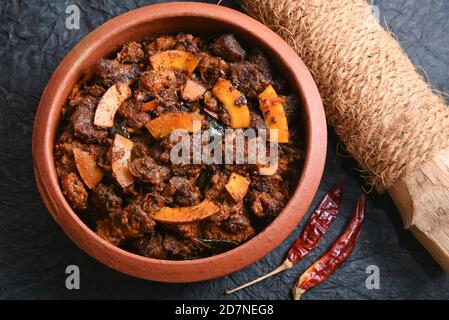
1,0,448,299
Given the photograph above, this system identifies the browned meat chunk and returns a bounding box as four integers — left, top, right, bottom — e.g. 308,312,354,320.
163,234,196,258
61,172,88,210
163,176,202,206
55,129,75,144
211,200,246,223
247,48,272,79
139,69,185,108
70,96,108,143
117,98,151,129
222,207,252,234
147,35,178,56
55,151,76,178
153,35,177,52
230,61,271,97
68,84,83,107
69,84,106,108
204,173,254,224
130,137,151,160
117,41,145,64
92,143,111,169
219,107,231,127
170,163,204,179
138,142,170,165
248,190,288,218
84,84,106,98
119,203,156,235
54,139,82,177
202,221,254,243
134,232,167,259
92,59,140,86
210,34,246,62
91,183,122,212
197,52,230,88
174,33,203,54
142,192,166,216
96,219,122,246
122,183,142,199
205,171,229,202
98,203,155,244
250,174,283,193
163,222,201,240
130,157,170,185
250,109,266,129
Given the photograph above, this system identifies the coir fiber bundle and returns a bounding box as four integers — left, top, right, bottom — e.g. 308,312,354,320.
241,0,449,191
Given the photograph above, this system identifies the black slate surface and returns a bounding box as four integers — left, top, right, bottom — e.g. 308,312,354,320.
1,0,448,300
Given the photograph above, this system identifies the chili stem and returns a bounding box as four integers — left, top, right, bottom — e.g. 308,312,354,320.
225,179,344,295
292,287,306,300
225,259,294,295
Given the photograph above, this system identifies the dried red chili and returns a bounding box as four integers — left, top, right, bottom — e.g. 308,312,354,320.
292,193,366,300
287,179,344,264
226,180,344,295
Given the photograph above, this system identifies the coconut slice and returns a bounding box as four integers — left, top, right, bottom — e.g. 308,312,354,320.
153,200,219,224
94,83,131,128
111,134,134,187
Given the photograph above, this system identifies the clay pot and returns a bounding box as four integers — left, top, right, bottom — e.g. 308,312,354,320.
32,2,327,282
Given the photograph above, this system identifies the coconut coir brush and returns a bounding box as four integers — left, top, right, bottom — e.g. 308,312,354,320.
240,0,449,272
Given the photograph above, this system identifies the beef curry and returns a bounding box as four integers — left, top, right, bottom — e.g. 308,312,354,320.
54,33,304,260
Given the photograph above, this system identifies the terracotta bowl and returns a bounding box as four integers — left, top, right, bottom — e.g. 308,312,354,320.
32,2,327,282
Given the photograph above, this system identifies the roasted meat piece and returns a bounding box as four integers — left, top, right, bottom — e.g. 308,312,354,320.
54,138,82,177
61,172,88,211
230,61,271,98
174,33,203,54
246,48,272,79
139,69,185,108
130,157,170,185
163,176,202,207
92,58,140,86
202,222,255,244
210,34,246,62
96,202,155,245
70,96,108,143
197,52,230,88
134,232,167,259
117,98,151,129
91,183,122,213
163,234,198,258
117,41,145,64
248,189,288,218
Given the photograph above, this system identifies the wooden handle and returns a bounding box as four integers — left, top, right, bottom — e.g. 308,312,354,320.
389,149,449,273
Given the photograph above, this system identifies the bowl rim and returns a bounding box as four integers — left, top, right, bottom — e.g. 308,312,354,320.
32,2,327,283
